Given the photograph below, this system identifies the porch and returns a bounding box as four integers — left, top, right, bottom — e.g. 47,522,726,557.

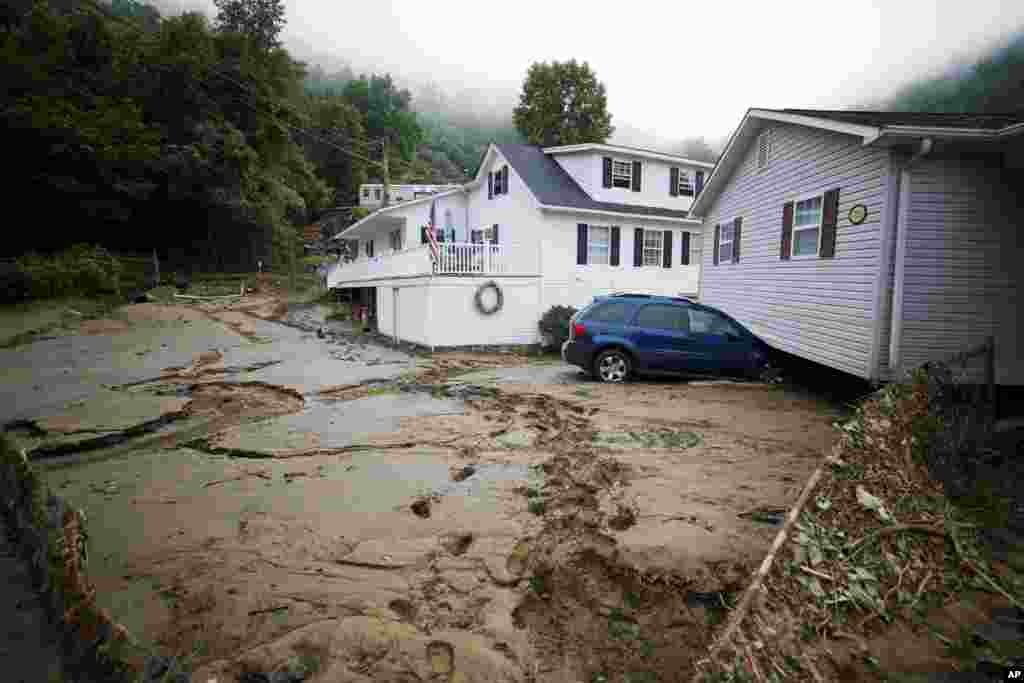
327,242,538,288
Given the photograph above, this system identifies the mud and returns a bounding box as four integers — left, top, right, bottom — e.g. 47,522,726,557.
3,292,845,682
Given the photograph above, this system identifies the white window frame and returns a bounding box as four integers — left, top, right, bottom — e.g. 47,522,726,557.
587,225,611,265
718,219,736,264
642,229,663,267
677,169,694,197
791,191,824,259
757,129,773,171
611,159,632,189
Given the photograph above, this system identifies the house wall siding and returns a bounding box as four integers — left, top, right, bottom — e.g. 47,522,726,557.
698,122,893,379
540,212,701,310
895,156,1024,384
553,151,704,211
425,277,542,346
465,147,544,273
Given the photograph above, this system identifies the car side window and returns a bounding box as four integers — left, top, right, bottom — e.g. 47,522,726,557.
689,309,742,337
582,302,632,323
634,304,690,331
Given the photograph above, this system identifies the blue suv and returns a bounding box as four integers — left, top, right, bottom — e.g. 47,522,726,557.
561,294,774,383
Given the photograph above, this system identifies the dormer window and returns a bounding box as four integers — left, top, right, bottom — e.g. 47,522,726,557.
611,160,632,188
670,168,694,197
603,157,641,191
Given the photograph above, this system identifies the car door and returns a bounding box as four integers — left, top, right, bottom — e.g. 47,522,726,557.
685,308,752,374
628,304,692,371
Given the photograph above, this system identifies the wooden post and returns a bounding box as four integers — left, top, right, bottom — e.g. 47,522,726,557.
152,248,160,287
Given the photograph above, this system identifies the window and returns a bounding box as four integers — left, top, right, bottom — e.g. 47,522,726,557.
688,309,742,337
634,304,689,331
365,240,374,257
793,195,823,257
362,188,370,198
389,228,403,252
612,159,632,188
581,301,632,324
719,223,735,263
374,188,381,200
493,169,503,195
677,170,694,197
757,129,772,170
587,226,611,265
643,230,663,266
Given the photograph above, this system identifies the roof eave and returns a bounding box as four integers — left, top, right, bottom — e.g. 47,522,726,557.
539,204,701,225
331,188,465,240
542,143,717,168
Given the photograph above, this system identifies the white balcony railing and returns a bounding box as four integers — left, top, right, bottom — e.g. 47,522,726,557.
327,242,531,288
436,243,504,274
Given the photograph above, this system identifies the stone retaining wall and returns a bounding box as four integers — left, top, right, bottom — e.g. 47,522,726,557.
0,437,191,683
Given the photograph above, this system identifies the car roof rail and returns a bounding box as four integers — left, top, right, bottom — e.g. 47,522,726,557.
608,292,653,298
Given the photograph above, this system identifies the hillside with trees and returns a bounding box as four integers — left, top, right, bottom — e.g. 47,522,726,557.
878,30,1024,113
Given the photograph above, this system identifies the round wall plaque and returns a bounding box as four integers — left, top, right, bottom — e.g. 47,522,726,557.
848,204,867,225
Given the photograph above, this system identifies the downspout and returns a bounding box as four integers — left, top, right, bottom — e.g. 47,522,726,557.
888,137,933,378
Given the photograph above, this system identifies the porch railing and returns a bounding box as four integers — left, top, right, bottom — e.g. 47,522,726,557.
435,243,505,275
327,242,518,287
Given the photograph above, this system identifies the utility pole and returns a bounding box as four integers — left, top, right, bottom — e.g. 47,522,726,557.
382,139,390,208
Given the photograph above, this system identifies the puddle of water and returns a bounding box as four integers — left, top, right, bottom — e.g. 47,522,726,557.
211,393,465,454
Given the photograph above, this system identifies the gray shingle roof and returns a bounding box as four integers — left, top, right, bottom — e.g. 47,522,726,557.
773,109,1024,130
495,144,691,220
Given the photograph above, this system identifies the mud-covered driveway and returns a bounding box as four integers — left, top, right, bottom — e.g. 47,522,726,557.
1,296,843,683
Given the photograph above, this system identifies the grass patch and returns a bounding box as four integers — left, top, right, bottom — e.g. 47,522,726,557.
527,499,546,516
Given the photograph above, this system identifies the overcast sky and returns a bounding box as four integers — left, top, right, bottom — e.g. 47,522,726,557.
159,0,1024,143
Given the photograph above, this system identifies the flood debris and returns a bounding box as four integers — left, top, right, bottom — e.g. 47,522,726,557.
411,496,434,519
440,532,475,556
450,464,476,482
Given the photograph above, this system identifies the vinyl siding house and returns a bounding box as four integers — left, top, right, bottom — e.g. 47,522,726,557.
688,109,1024,385
327,143,711,347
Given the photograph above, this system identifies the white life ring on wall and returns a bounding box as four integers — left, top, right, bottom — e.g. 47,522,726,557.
474,281,504,315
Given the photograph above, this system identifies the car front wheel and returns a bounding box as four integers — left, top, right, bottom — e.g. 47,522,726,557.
594,349,632,383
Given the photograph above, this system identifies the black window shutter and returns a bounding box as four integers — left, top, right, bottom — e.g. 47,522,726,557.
631,160,642,192
781,202,794,260
633,228,643,267
681,231,691,265
492,224,499,244
695,171,705,196
662,230,673,268
369,240,374,257
820,188,840,258
670,167,679,197
610,226,620,266
487,172,493,199
713,224,720,265
577,224,588,265
733,217,742,263
421,226,428,244
503,166,510,194
602,158,613,188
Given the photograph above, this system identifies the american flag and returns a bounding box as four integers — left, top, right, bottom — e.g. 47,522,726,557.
426,200,440,261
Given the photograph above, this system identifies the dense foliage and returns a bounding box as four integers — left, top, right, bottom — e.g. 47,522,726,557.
883,30,1024,113
514,59,614,146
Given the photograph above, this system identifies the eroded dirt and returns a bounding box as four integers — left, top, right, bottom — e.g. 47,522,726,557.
7,295,844,682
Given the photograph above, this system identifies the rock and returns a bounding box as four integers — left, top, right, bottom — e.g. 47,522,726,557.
410,498,432,519
451,465,476,482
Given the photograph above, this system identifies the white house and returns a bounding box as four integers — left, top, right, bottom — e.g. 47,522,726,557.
328,143,712,348
688,108,1024,385
358,183,461,209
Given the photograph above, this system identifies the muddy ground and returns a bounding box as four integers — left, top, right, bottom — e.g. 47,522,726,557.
0,293,845,683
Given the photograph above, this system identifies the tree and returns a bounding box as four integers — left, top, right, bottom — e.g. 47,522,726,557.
513,59,613,146
213,0,285,52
